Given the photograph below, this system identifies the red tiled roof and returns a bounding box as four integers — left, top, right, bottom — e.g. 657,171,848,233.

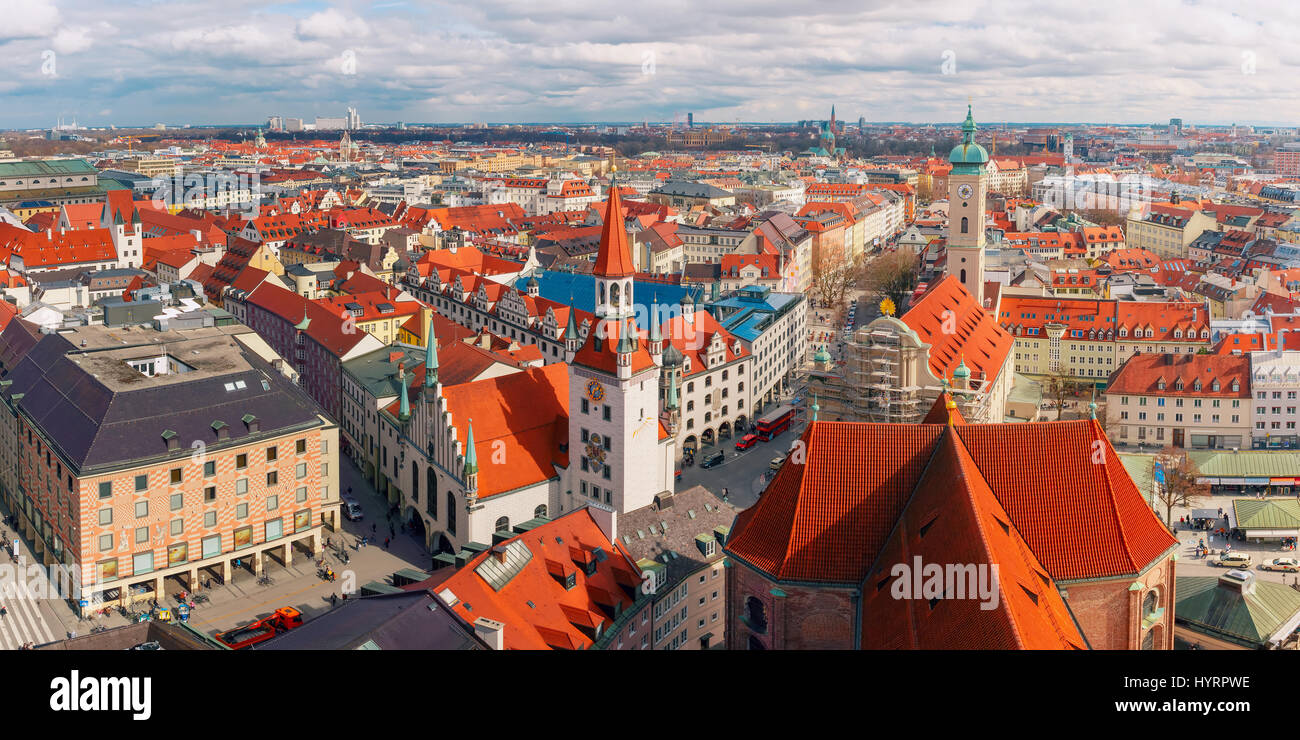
417,509,639,650
440,364,570,498
860,428,1086,649
728,417,1177,587
902,275,1014,383
1107,352,1251,397
592,185,635,278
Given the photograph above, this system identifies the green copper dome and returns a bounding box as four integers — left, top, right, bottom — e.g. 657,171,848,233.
953,357,971,379
948,105,988,170
814,346,832,363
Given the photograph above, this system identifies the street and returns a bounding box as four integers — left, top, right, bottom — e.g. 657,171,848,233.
2,454,434,646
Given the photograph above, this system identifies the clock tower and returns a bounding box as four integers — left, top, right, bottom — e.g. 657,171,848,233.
567,171,675,516
947,104,989,307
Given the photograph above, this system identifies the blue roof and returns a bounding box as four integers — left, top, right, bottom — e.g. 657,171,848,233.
712,290,803,342
513,270,695,320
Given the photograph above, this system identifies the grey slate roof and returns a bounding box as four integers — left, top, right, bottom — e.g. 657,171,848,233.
0,321,325,473
256,589,487,650
619,485,740,586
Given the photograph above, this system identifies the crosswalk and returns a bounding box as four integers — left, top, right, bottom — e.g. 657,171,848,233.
0,564,59,649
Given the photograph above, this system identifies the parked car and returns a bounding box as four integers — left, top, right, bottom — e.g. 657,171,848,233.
769,454,787,470
700,451,725,469
344,501,364,521
1211,552,1253,569
1259,557,1300,572
735,434,760,451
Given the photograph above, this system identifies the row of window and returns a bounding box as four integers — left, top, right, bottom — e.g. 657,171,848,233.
98,462,314,499
94,511,312,579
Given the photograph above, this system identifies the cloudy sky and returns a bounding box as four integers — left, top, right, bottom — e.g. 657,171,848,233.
0,0,1295,129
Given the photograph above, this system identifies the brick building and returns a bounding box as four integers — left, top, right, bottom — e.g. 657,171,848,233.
0,318,340,615
723,395,1178,649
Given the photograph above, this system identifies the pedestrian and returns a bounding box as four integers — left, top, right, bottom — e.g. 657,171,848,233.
331,593,338,607
372,523,377,534
384,537,390,549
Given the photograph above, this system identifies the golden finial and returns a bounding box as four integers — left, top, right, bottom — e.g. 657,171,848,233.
879,296,896,317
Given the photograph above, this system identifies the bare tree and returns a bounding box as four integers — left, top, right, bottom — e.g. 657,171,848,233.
1044,367,1073,421
1154,446,1209,532
860,249,919,311
810,250,857,310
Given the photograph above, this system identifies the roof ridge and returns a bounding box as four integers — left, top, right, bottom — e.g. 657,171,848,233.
1092,420,1141,575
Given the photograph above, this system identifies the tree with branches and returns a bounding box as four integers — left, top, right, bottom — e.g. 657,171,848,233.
1044,366,1074,421
859,249,919,312
810,250,858,310
1154,446,1209,532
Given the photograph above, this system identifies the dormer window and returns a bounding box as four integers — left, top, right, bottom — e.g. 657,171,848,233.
1157,379,1166,390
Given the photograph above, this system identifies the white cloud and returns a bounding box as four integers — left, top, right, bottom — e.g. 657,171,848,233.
0,0,60,41
296,9,370,40
1,0,1296,127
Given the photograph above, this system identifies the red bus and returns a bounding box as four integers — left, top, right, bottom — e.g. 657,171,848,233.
754,404,796,441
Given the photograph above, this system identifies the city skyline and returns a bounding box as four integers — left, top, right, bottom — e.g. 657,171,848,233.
1,0,1297,129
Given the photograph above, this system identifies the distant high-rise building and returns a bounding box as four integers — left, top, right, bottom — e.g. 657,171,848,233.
687,112,694,128
267,116,283,132
1169,117,1183,134
285,118,304,132
347,107,361,130
858,115,866,131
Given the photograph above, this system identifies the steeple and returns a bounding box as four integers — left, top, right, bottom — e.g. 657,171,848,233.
424,323,439,388
463,418,478,476
592,167,635,280
397,363,410,422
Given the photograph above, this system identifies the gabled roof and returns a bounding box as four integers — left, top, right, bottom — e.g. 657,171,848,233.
902,275,1014,383
419,509,642,650
727,417,1176,587
592,184,636,278
860,427,1086,649
440,364,569,498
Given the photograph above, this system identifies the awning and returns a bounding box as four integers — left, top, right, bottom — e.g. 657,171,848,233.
391,568,431,587
1246,478,1271,486
359,581,404,596
1271,478,1297,486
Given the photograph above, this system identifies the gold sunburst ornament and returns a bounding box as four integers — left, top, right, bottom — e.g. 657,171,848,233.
879,297,896,317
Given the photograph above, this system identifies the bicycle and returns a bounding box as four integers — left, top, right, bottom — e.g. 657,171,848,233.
257,575,274,587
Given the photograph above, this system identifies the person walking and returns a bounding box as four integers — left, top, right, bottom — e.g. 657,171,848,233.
384,537,390,549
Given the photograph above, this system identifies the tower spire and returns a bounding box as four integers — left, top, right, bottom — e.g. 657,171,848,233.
463,419,478,476
424,321,439,388
397,364,410,421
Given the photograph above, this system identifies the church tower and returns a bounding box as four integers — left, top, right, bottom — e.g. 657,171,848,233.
567,168,673,515
946,104,989,307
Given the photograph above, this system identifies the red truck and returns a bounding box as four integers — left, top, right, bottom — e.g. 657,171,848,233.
214,607,303,650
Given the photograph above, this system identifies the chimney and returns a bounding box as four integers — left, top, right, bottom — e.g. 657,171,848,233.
490,544,509,564
586,501,617,544
473,616,505,650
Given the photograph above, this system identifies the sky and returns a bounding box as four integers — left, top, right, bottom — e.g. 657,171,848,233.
0,0,1296,129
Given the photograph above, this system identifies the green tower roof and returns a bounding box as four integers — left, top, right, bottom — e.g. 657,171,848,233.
949,104,989,169
463,418,478,476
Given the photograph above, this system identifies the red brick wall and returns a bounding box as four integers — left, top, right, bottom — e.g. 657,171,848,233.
69,428,330,586
1061,555,1176,650
726,559,858,650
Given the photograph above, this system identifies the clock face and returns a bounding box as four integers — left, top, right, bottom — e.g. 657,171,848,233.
956,183,974,200
586,379,605,402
